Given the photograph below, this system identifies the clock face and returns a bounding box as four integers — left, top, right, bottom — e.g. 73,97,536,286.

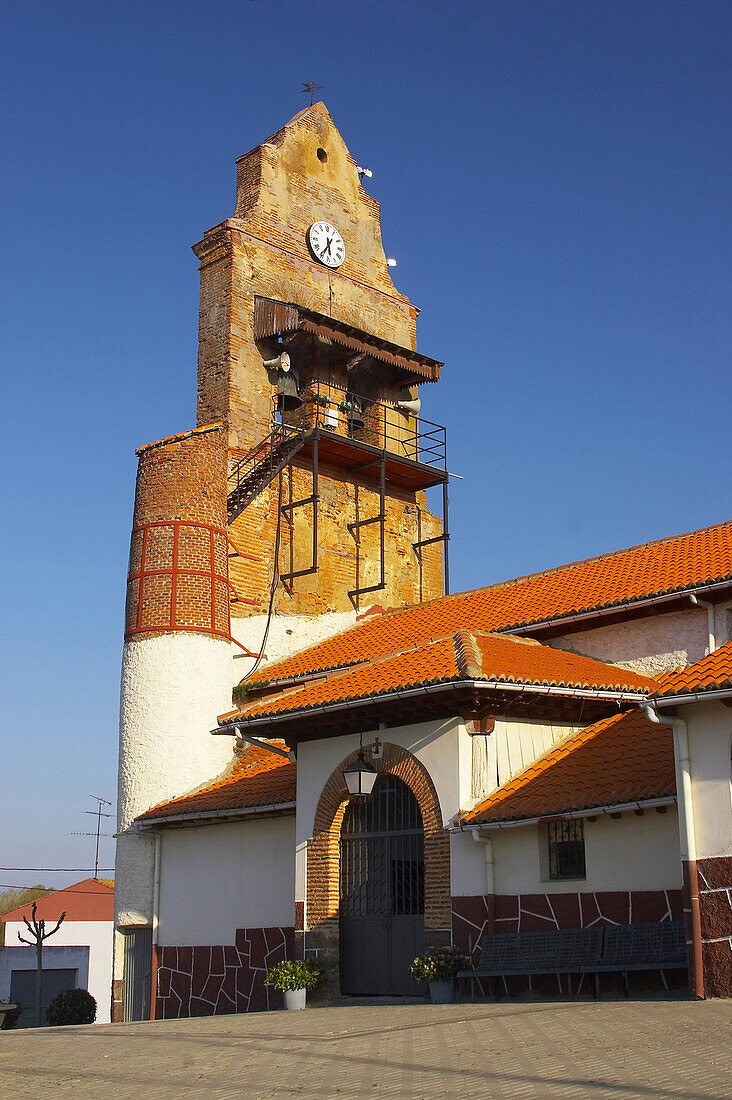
307,221,346,268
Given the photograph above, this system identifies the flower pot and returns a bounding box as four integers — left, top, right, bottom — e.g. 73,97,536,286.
428,980,454,1004
283,988,307,1011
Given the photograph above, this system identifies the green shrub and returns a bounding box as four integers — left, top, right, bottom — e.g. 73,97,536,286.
410,945,467,983
264,958,324,992
47,988,97,1026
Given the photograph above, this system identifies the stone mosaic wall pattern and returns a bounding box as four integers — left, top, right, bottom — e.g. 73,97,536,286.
698,855,732,998
156,926,295,1018
452,890,683,963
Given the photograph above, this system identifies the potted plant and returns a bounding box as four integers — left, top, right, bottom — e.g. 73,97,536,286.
410,945,467,1004
264,958,324,1011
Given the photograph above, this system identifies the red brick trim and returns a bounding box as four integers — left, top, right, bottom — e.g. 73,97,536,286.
307,742,451,932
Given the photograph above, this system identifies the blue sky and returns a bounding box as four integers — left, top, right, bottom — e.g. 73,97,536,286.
1,0,729,887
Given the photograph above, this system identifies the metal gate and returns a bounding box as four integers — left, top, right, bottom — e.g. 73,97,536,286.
122,927,152,1021
340,775,424,995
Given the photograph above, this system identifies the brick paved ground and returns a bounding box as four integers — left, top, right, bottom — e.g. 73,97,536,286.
1,998,731,1099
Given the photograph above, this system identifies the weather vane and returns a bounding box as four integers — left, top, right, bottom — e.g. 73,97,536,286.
302,82,323,106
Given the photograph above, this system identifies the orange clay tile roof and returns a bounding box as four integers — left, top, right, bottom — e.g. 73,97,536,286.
229,632,656,723
459,710,676,825
652,640,732,699
135,741,295,822
244,521,732,685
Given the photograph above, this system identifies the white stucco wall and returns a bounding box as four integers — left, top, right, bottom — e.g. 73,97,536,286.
548,608,708,677
295,718,465,907
684,700,732,860
451,807,683,897
157,816,296,946
2,921,111,1022
230,609,360,688
116,633,234,928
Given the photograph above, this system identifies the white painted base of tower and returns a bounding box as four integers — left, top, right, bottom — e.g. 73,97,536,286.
116,632,234,926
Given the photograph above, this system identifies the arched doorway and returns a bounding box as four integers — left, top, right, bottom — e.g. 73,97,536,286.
339,775,425,995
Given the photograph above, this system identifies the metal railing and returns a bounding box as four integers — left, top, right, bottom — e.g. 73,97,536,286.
276,381,447,471
227,422,305,505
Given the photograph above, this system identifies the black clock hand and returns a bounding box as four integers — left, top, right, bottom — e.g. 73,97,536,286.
324,237,332,256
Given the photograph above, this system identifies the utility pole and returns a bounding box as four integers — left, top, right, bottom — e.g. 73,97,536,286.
17,902,65,1026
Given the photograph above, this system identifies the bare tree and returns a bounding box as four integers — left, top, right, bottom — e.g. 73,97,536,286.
17,901,66,1026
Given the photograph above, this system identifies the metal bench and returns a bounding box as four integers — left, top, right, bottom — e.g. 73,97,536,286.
584,920,687,999
459,921,687,1000
458,927,603,999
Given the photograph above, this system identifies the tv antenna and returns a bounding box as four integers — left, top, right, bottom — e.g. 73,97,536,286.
71,796,114,878
302,82,323,106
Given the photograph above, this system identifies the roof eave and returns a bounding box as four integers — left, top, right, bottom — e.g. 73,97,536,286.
503,578,732,637
216,679,652,736
135,800,296,828
654,686,732,707
456,794,677,832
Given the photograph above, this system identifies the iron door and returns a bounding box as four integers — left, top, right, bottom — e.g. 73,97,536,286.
122,927,152,1021
340,776,424,995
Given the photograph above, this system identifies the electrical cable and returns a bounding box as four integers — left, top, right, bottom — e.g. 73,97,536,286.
0,868,115,873
240,469,284,681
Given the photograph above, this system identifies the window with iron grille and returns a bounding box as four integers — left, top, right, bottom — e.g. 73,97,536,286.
546,819,586,880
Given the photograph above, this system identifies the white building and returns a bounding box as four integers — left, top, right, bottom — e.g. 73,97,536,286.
2,879,114,1024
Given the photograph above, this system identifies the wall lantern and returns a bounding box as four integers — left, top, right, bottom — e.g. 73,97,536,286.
343,749,377,797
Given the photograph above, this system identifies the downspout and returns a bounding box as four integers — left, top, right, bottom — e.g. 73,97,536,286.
150,832,162,1020
645,705,704,998
471,830,496,935
689,594,716,654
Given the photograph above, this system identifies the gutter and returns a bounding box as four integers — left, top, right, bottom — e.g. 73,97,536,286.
653,687,732,707
454,795,677,833
502,579,732,637
136,801,296,828
213,679,651,733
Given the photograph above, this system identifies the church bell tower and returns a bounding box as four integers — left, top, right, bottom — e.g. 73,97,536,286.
192,102,449,655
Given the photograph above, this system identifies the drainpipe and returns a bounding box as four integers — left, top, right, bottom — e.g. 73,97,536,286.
689,595,716,654
472,829,495,897
471,830,496,941
645,706,704,998
152,832,162,946
150,832,162,1020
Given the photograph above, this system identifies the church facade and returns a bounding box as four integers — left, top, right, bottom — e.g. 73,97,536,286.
113,104,732,1021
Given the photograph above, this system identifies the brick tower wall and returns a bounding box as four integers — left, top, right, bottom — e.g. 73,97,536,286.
125,424,230,641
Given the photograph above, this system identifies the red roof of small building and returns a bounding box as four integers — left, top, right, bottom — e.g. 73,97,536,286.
653,640,732,700
238,521,731,687
1,879,114,924
136,741,295,823
459,710,677,825
227,631,656,724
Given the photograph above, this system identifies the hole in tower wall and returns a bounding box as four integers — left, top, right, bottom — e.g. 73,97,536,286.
317,147,328,163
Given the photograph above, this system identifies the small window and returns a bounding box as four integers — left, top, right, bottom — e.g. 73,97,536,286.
546,819,586,880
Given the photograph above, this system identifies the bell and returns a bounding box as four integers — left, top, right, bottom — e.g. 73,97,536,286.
345,393,365,432
277,368,302,411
